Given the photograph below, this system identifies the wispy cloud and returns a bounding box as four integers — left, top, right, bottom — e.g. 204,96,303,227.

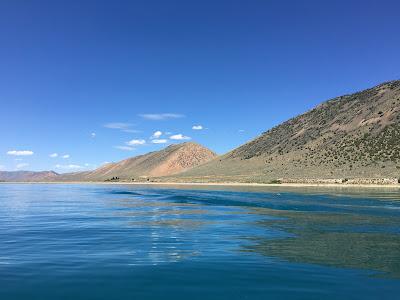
16,163,29,169
127,139,146,146
91,132,96,138
170,134,191,141
55,164,83,170
104,122,132,130
103,122,140,133
151,130,163,139
139,113,185,121
0,165,5,170
238,129,245,133
151,139,168,144
62,154,70,159
114,146,135,151
192,125,203,130
7,150,34,156
49,153,58,158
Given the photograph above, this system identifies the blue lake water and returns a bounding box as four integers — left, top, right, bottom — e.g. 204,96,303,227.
1,184,400,299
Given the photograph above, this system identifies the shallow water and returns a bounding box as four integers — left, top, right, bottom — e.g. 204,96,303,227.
1,184,400,299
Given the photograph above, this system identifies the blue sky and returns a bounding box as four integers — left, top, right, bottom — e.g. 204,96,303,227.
0,0,399,172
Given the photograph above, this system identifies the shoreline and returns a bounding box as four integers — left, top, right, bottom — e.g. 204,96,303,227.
1,181,400,189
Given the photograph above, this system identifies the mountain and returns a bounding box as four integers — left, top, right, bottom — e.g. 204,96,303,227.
0,171,59,182
169,80,400,183
60,142,217,181
3,81,399,184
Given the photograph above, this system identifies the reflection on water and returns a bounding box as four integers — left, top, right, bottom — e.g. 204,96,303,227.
245,208,400,277
0,184,400,299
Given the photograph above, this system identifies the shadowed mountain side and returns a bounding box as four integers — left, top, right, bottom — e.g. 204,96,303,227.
59,142,217,181
165,80,400,183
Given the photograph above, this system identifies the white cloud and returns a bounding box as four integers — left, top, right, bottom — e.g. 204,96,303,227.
103,122,140,133
55,164,83,170
16,163,29,169
151,130,163,139
49,153,58,158
91,132,96,138
139,113,185,121
238,129,245,133
127,139,146,146
7,150,34,156
124,129,141,133
62,154,70,159
192,125,203,130
170,134,191,141
104,122,132,130
0,165,5,170
114,146,135,151
151,139,168,144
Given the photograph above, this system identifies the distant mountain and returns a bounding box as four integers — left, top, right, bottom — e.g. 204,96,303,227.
171,80,400,183
0,171,59,182
3,81,399,184
61,142,217,181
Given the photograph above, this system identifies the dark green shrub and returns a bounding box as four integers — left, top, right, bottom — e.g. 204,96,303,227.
269,179,281,184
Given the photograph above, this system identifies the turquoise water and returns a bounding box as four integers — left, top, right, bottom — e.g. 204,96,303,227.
1,184,400,299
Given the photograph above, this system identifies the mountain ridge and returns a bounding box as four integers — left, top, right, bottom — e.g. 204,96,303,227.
58,142,217,181
0,171,59,182
2,80,399,184
167,79,400,183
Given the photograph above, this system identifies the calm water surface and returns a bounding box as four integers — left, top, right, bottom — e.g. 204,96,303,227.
1,184,400,299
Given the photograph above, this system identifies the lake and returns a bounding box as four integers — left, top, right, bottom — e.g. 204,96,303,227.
1,184,400,299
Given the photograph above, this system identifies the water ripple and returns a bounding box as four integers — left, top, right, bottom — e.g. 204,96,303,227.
0,184,400,299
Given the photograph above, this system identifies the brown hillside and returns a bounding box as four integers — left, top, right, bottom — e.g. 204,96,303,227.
0,171,59,182
61,142,217,181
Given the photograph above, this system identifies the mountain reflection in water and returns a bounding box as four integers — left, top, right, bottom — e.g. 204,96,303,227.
0,184,400,299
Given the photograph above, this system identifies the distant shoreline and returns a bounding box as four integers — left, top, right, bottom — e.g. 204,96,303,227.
1,181,400,189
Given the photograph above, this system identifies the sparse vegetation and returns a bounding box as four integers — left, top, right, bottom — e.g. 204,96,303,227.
177,80,400,182
269,179,282,184
105,176,120,182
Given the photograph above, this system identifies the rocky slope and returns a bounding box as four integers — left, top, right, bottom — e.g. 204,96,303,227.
61,142,217,181
0,171,59,182
169,80,400,183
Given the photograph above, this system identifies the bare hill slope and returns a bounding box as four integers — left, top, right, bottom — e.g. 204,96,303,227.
0,171,59,182
170,80,400,183
61,142,217,181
